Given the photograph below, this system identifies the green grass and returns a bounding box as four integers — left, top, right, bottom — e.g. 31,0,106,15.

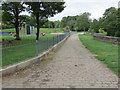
1,28,15,32
1,28,63,33
2,34,57,41
37,28,63,33
1,28,63,40
79,35,119,76
2,43,36,66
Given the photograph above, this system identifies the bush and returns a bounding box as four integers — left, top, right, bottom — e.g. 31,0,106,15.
115,31,120,37
2,24,14,29
88,27,94,34
99,28,107,34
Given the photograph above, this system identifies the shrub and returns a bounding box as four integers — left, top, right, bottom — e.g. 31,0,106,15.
115,31,120,37
88,27,94,34
99,28,107,34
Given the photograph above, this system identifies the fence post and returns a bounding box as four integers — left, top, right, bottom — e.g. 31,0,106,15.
36,40,38,56
57,35,59,43
46,38,48,49
60,35,61,41
53,36,54,45
61,35,63,40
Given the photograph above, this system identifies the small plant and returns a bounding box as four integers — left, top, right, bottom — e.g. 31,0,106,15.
98,28,107,34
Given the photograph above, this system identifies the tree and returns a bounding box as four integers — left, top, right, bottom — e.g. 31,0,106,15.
89,7,119,37
90,19,99,33
2,2,25,40
26,2,65,40
19,15,31,25
60,17,67,28
61,15,78,31
75,12,91,32
102,7,117,36
54,20,61,28
60,13,91,32
115,8,120,37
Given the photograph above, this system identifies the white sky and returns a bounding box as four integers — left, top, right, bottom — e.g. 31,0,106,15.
48,0,119,21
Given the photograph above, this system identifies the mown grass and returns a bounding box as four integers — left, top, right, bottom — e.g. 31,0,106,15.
1,28,15,32
1,28,63,41
2,34,57,43
79,35,119,76
1,28,63,33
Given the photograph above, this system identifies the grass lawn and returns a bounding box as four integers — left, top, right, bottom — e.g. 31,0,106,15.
1,28,63,33
2,34,57,42
79,35,119,76
1,28,15,32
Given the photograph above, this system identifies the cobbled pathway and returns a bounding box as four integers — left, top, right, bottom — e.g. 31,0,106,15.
2,34,118,88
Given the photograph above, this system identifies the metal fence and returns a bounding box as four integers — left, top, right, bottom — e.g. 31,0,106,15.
1,34,68,66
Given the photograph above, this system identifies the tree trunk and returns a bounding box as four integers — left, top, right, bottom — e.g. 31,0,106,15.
15,14,21,40
36,14,40,40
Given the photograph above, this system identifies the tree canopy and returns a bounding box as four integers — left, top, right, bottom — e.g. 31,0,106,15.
2,1,65,40
60,12,91,31
25,2,65,40
60,7,119,37
2,2,25,40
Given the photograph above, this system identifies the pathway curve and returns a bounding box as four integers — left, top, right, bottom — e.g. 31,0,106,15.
2,34,118,88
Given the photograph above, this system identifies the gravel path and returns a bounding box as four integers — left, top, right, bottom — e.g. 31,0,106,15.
2,34,118,88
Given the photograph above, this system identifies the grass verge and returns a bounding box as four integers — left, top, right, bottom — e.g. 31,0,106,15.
79,34,119,76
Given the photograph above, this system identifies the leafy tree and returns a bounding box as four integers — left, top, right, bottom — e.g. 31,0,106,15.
54,20,61,28
90,19,100,33
26,2,65,40
115,8,120,37
102,7,117,36
75,12,91,32
61,15,80,31
2,2,25,40
89,7,119,37
19,15,31,25
60,17,67,28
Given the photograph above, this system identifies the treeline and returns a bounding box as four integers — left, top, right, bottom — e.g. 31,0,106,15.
60,7,120,37
2,5,120,37
60,12,91,32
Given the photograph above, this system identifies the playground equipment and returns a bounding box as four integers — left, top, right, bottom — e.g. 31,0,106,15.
20,22,34,36
41,33,46,36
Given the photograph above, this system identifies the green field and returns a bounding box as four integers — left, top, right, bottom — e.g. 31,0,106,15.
79,35,119,76
1,28,63,40
2,34,57,43
1,28,63,33
1,28,15,32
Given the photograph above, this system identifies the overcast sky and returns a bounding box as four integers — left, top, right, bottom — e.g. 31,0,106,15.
48,0,119,21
